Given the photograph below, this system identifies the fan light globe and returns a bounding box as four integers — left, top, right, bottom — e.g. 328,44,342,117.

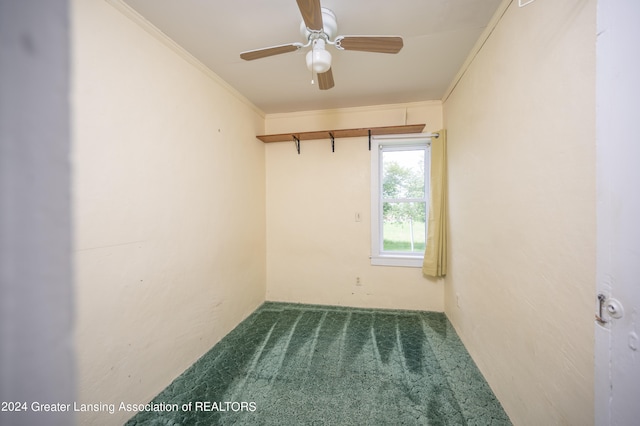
306,47,332,74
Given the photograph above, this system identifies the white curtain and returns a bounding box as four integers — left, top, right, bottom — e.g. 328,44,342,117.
422,129,447,277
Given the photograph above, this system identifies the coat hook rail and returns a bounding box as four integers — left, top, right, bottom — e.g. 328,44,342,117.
256,124,426,143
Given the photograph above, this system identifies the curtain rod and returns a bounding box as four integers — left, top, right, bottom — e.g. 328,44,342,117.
372,132,439,140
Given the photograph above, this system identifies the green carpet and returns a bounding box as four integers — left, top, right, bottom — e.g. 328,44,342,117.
126,302,511,425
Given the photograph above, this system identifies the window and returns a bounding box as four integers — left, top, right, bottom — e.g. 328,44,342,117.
370,135,431,267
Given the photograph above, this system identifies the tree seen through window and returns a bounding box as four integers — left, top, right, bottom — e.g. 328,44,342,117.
381,148,427,253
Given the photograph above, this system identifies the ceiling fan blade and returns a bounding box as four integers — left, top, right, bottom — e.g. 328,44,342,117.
335,36,404,54
317,68,334,90
296,0,323,31
240,43,302,61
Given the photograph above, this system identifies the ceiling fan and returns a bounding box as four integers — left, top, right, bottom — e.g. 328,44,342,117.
239,0,404,90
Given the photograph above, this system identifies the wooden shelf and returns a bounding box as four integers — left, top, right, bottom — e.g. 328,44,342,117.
256,124,426,143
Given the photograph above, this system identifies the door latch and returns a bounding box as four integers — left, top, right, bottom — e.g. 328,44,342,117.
596,293,625,324
596,293,608,324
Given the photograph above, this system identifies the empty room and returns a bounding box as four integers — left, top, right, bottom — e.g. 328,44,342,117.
2,0,639,425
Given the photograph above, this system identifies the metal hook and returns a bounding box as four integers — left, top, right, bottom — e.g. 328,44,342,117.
596,293,608,324
329,132,335,152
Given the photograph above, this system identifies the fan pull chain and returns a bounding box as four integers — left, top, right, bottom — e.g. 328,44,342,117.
310,39,317,85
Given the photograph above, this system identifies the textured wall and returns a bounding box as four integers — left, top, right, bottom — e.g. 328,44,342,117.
265,102,445,312
72,1,266,424
443,0,596,424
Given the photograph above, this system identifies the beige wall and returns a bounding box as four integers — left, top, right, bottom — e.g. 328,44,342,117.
265,102,445,311
443,1,596,425
72,1,266,424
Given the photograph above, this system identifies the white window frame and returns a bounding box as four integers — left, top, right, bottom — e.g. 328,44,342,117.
370,134,432,267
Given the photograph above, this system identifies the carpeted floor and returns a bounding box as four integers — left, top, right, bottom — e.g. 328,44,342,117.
126,302,511,425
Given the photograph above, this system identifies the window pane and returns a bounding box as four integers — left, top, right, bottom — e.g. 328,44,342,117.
382,202,426,253
382,149,425,199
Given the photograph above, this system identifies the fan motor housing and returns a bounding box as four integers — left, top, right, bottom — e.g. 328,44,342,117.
300,8,337,40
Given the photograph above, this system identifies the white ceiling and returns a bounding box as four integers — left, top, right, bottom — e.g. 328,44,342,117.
122,0,502,114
